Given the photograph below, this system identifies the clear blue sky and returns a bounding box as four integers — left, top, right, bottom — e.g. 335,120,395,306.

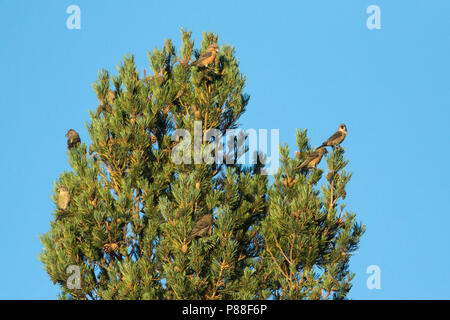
1,0,449,299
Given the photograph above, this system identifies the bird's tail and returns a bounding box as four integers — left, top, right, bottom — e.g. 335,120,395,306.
297,159,310,170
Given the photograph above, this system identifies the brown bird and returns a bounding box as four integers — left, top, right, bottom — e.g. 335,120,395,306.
103,243,119,254
319,124,347,149
191,43,219,68
66,129,81,149
187,214,213,242
57,185,70,211
298,147,328,170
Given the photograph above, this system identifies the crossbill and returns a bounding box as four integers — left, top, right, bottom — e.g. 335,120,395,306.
319,124,347,149
191,43,219,68
66,129,81,149
57,185,70,211
298,147,328,170
187,214,213,242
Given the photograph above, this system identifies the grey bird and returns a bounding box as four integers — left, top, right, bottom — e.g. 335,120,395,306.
57,185,70,211
66,129,81,149
187,214,213,242
298,147,328,169
319,124,347,149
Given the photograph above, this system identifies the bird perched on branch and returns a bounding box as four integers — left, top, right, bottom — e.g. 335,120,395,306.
191,43,219,68
57,185,70,211
187,214,213,242
298,147,328,170
319,124,347,149
66,129,81,149
103,243,119,254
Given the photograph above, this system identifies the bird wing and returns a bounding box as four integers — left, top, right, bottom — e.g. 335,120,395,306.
309,150,325,167
199,51,214,60
188,215,212,239
194,215,212,230
299,150,319,168
192,51,214,66
322,131,344,146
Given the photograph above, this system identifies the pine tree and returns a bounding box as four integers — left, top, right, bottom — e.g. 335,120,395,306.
39,30,364,300
258,130,365,299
